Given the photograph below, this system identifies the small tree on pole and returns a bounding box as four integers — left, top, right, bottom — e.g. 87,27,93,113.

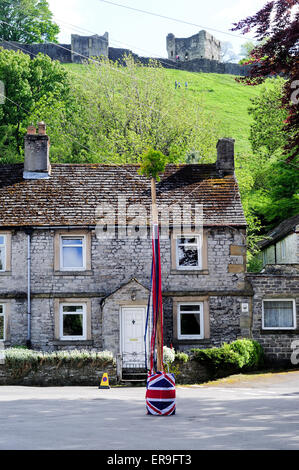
139,148,167,372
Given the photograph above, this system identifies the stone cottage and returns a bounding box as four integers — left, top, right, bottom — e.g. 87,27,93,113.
259,214,299,267
0,124,298,373
246,215,299,365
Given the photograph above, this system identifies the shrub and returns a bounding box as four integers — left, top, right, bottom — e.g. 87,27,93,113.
191,339,264,375
4,348,114,377
175,352,189,363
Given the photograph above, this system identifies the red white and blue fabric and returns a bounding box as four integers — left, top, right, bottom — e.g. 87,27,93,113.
146,371,176,416
144,223,176,416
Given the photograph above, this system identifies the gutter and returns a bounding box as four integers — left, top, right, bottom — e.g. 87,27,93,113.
25,228,33,348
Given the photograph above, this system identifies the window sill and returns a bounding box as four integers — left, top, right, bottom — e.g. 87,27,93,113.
170,269,209,275
176,338,210,344
54,270,93,276
53,340,93,346
260,329,299,334
0,271,12,276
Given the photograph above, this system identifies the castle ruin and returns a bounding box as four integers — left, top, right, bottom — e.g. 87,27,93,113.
71,33,109,63
166,30,221,62
0,30,248,75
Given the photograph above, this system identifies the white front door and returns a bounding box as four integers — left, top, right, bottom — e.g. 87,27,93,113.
121,306,148,368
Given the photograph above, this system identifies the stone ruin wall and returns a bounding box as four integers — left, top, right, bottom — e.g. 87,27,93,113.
166,30,221,62
0,31,248,76
71,33,109,63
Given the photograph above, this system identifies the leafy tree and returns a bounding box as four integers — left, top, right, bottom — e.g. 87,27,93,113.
0,47,71,156
0,0,59,43
31,56,221,164
238,41,256,64
239,78,299,255
232,0,299,161
248,77,288,155
138,148,167,181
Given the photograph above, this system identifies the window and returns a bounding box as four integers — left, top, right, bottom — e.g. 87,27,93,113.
280,240,286,260
0,235,6,272
54,230,91,273
178,303,204,339
60,236,86,271
0,304,5,340
262,299,296,329
176,236,202,270
60,303,86,340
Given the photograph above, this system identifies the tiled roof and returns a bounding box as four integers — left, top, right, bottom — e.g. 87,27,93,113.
0,163,246,227
259,214,299,249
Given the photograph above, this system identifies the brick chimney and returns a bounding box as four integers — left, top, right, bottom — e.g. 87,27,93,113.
23,122,51,179
216,138,235,175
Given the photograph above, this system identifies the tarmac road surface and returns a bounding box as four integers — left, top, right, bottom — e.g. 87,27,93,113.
0,370,299,450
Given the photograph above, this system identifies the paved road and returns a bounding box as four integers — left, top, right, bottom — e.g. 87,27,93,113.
0,371,299,450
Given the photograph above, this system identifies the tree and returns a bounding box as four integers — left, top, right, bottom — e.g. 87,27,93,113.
248,77,288,155
238,41,256,64
220,41,239,63
232,0,299,161
32,55,221,164
0,0,59,43
0,47,71,157
138,148,167,181
240,78,299,233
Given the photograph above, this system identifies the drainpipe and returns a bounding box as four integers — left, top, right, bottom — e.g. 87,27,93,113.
25,228,33,348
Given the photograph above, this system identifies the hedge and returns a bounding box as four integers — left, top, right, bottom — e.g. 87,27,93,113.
3,347,114,377
191,339,264,375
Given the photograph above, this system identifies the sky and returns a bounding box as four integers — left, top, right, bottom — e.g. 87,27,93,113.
48,0,267,58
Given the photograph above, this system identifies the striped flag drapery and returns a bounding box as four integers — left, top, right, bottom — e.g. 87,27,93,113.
145,222,176,416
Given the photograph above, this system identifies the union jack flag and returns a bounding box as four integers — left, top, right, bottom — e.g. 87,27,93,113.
144,209,176,416
146,371,176,416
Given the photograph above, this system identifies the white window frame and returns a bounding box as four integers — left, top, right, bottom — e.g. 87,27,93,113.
0,303,5,341
175,234,202,270
262,299,296,330
59,303,87,340
0,235,6,272
177,302,204,339
59,235,86,271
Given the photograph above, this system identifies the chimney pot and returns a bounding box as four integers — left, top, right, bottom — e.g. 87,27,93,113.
27,125,36,135
216,138,235,175
37,121,46,135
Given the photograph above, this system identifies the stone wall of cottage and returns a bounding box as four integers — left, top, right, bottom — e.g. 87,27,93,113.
247,268,299,366
0,226,249,352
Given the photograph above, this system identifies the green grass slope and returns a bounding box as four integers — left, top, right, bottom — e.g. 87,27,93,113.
65,64,261,156
164,69,260,155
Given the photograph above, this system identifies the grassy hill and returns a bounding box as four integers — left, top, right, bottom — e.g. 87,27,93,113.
165,69,261,155
65,63,262,156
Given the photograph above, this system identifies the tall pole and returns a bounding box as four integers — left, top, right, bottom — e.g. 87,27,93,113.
151,177,163,372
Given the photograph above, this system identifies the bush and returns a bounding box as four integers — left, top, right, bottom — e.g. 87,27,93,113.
175,352,189,363
191,339,264,375
4,348,114,377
